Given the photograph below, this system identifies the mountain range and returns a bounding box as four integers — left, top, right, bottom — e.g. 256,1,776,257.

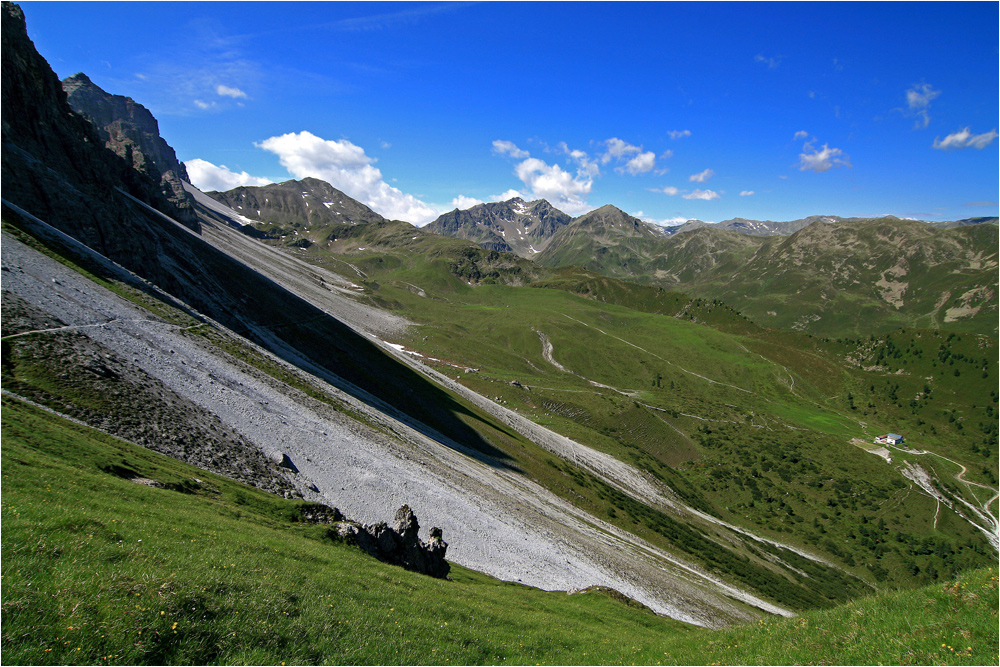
208,180,997,338
2,2,997,663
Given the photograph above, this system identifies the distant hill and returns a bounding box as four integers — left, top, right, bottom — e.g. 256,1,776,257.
206,177,386,227
424,197,572,256
534,210,997,337
663,214,998,237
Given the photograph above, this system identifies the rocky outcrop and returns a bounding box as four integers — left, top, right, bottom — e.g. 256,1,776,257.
61,72,199,226
334,505,450,579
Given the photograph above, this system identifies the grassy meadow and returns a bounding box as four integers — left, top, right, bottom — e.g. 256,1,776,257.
2,396,996,666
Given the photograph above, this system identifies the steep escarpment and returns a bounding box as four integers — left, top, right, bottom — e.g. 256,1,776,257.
61,72,199,226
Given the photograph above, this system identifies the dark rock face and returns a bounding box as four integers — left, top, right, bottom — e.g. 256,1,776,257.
334,505,450,579
426,197,572,257
61,72,198,226
1,0,199,269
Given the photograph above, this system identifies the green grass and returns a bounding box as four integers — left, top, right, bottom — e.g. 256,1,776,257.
3,396,997,665
246,232,998,595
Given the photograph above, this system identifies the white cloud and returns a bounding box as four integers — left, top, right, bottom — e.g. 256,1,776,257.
193,99,215,110
793,130,810,141
740,190,755,196
451,195,484,210
622,151,656,175
184,158,273,192
755,54,781,69
491,189,524,202
216,84,248,99
602,137,642,164
668,130,691,140
798,141,851,172
689,168,714,183
492,140,529,159
906,83,940,128
650,186,680,196
256,130,439,224
683,189,721,201
933,127,999,150
513,157,593,214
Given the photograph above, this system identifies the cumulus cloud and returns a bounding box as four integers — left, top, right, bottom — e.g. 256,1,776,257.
798,141,851,172
184,158,273,192
933,127,999,150
514,157,593,213
668,130,691,140
793,130,810,141
256,130,439,224
452,195,484,210
622,151,656,175
740,190,755,196
599,138,657,175
906,83,940,128
689,168,714,183
683,189,721,201
492,142,594,214
216,84,248,99
492,140,530,159
193,100,215,110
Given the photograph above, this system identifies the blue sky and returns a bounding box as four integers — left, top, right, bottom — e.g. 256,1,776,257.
20,1,1000,226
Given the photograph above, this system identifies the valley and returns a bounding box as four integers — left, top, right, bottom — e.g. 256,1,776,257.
1,1,997,663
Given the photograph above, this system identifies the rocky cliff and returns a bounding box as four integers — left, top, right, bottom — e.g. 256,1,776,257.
62,72,199,226
1,0,198,268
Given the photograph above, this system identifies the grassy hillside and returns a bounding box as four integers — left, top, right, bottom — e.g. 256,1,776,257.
536,217,998,338
269,227,998,593
2,397,996,666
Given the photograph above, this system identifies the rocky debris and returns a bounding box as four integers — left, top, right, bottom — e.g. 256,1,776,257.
334,505,450,579
296,503,345,524
1,295,302,499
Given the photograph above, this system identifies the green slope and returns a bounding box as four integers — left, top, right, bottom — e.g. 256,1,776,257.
2,397,996,666
536,216,998,338
251,224,998,596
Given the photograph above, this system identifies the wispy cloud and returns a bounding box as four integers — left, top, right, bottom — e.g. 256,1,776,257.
740,190,755,196
492,140,530,159
755,53,781,69
906,82,940,129
216,84,247,99
667,130,691,140
933,127,998,150
689,168,714,183
650,186,680,196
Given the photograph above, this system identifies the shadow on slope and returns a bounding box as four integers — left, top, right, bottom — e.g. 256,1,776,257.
3,199,516,470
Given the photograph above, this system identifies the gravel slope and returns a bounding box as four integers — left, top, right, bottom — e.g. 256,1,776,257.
2,207,792,627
